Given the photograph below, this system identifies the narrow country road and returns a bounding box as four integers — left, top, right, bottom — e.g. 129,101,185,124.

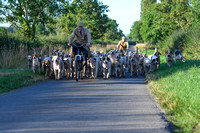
0,75,172,133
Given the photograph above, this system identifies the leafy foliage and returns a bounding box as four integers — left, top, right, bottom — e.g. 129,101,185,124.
136,1,200,131
104,19,124,41
157,22,200,59
0,0,64,39
130,0,198,44
1,0,123,41
128,21,143,42
57,0,123,40
141,0,157,16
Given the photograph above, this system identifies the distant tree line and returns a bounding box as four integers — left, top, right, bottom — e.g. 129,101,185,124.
128,0,200,43
0,0,124,41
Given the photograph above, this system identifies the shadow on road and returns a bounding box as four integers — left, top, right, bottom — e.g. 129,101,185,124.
0,75,178,133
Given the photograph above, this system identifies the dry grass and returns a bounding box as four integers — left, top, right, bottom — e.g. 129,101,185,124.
0,46,28,68
90,44,117,52
0,44,117,69
0,44,60,69
135,43,146,47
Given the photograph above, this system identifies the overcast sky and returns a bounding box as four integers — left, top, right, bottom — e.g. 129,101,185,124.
100,0,141,36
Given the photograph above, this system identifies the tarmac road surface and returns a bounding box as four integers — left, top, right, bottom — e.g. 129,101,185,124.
0,75,173,133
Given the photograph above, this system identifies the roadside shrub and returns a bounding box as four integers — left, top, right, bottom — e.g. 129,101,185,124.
157,22,200,59
157,29,187,53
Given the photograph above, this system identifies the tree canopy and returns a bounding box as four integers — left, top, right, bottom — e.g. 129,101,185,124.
0,0,124,41
128,21,143,42
0,0,64,39
129,0,200,43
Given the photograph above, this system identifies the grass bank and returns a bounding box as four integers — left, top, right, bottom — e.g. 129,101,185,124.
0,69,45,94
144,48,200,132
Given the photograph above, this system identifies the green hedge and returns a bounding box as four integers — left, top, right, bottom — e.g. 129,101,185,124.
0,28,68,50
0,27,119,51
157,23,200,59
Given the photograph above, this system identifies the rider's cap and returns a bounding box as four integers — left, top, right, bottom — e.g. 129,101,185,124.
122,36,126,39
77,21,84,27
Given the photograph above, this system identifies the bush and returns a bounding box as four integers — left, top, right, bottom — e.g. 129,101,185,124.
92,39,118,45
0,29,118,52
0,29,35,50
183,23,200,59
0,30,119,68
157,23,200,59
0,32,69,51
157,29,187,53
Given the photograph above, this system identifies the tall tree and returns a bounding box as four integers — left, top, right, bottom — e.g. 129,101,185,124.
139,1,193,43
128,21,143,42
58,0,110,39
190,0,200,23
0,0,65,39
104,19,124,41
141,0,157,18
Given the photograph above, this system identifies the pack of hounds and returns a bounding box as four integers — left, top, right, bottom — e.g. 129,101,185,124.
27,47,186,80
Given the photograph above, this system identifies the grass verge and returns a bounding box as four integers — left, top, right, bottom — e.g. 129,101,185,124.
0,69,45,94
145,50,200,132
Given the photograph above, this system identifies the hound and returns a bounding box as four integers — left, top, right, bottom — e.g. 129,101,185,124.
174,49,186,63
53,55,63,80
31,48,41,74
150,55,159,72
130,52,139,77
119,50,126,77
63,56,73,80
109,50,116,76
102,57,111,79
32,54,41,74
137,52,144,75
143,57,151,74
143,49,151,74
115,52,123,78
86,58,92,78
153,48,161,69
27,55,32,71
42,57,53,78
166,50,173,67
90,53,100,79
125,49,130,73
